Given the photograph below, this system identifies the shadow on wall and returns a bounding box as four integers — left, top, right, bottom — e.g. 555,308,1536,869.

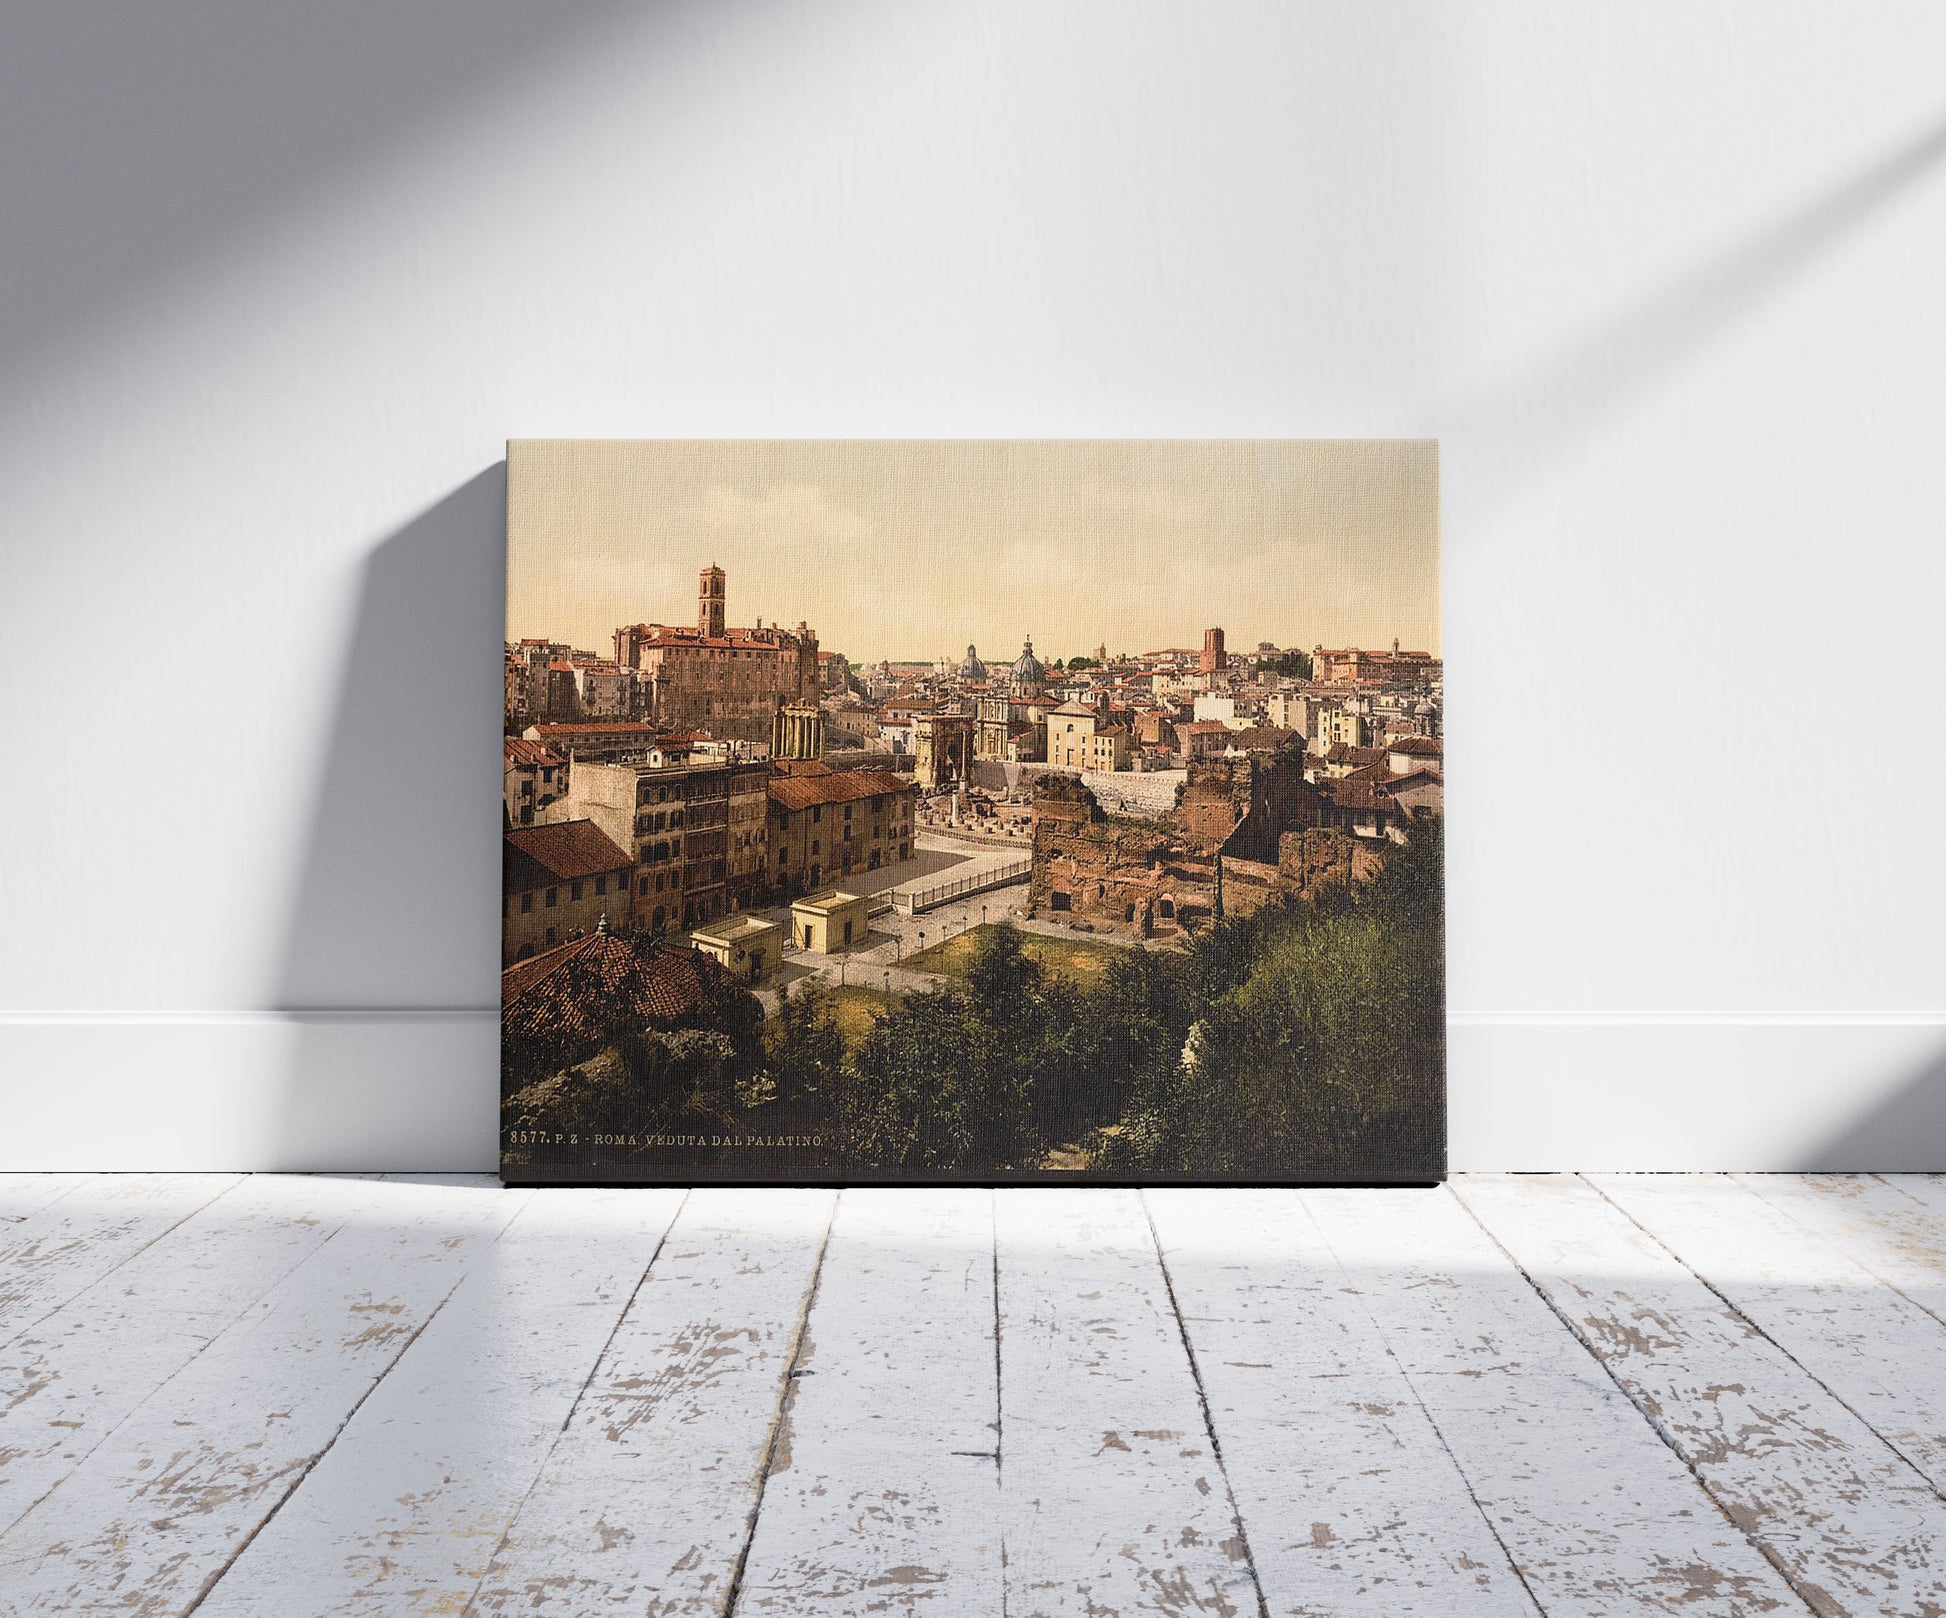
0,0,645,377
1796,1045,1946,1173
1449,110,1946,514
271,465,506,1172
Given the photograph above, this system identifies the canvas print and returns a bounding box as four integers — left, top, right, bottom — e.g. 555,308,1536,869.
502,440,1443,1184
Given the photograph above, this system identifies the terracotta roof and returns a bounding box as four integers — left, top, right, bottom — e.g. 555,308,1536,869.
1325,743,1386,765
768,768,912,813
1049,700,1100,717
502,932,740,1041
1325,777,1396,813
1388,735,1444,756
1180,721,1233,736
504,738,565,768
504,820,632,889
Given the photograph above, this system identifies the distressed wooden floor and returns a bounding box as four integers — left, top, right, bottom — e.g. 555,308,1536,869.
1,1176,1943,1615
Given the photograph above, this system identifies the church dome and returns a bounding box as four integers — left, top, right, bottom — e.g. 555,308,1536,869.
1010,636,1046,690
958,644,988,680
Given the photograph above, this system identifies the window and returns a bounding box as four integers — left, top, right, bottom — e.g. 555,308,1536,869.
594,874,606,895
1158,897,1175,918
570,880,583,901
520,891,534,913
544,926,557,945
812,806,821,823
778,846,789,864
1050,891,1071,911
545,887,558,907
811,840,820,855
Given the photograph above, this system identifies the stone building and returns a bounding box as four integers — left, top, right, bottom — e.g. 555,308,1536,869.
767,768,915,895
1027,741,1337,939
524,720,658,760
788,890,873,954
689,914,784,984
563,753,770,934
1198,626,1227,675
1045,699,1103,770
913,711,974,788
771,699,826,764
1312,640,1442,687
1009,636,1047,698
504,737,566,828
611,567,820,742
502,820,633,964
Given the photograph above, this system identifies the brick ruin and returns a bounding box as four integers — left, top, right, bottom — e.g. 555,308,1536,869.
1027,749,1375,939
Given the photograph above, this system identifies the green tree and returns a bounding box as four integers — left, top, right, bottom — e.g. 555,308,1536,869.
1254,648,1313,679
1102,823,1444,1174
768,978,847,1105
838,925,1050,1169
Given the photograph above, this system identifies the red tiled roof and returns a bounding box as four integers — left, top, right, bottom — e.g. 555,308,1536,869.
1325,743,1386,765
504,820,632,888
1324,777,1395,812
1388,735,1443,756
502,932,741,1042
768,768,911,813
504,738,565,768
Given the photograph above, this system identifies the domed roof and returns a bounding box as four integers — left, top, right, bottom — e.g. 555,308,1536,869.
958,644,988,680
1010,636,1046,684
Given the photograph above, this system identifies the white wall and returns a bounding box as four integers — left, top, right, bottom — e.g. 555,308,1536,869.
5,1,1943,1170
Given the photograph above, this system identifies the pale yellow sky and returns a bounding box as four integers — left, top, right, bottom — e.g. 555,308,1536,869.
507,440,1439,664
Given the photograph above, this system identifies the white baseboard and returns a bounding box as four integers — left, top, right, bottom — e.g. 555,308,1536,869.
1,1013,1941,1172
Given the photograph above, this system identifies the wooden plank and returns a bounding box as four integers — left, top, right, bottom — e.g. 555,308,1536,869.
732,1188,1003,1615
191,1185,687,1617
1734,1175,1946,1321
0,1174,95,1223
0,1175,528,1615
1305,1185,1805,1616
0,1173,244,1346
995,1187,1261,1618
0,1174,401,1536
1594,1173,1946,1498
1146,1188,1539,1616
465,1186,837,1616
1458,1173,1946,1616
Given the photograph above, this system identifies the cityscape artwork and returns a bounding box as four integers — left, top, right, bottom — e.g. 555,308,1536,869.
502,440,1444,1184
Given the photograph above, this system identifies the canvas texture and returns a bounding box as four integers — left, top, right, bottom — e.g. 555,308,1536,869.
502,440,1444,1184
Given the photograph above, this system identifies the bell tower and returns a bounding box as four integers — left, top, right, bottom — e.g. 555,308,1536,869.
698,565,726,638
